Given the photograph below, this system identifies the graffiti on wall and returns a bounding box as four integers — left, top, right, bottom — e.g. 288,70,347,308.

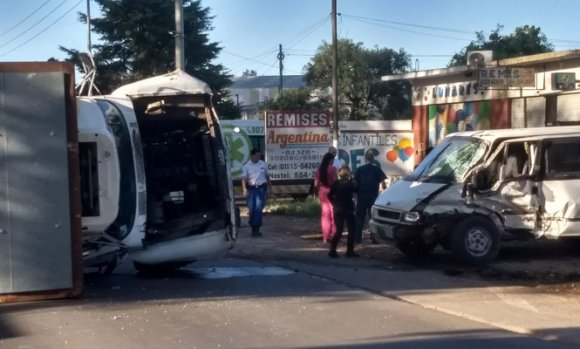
428,101,491,147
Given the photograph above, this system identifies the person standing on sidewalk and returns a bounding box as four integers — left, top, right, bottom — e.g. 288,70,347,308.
328,166,358,258
354,150,386,243
328,146,346,169
242,148,272,237
314,152,338,243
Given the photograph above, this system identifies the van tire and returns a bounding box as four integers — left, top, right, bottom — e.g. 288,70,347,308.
396,239,437,258
450,216,500,266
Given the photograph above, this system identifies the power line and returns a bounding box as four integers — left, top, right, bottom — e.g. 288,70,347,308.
343,14,475,35
285,15,329,50
0,0,84,58
222,16,329,75
0,0,69,49
342,15,470,41
0,0,52,38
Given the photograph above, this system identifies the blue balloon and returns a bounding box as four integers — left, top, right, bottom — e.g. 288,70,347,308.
398,148,409,161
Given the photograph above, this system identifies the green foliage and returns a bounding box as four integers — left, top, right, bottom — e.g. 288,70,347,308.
261,88,324,111
449,24,554,67
63,0,238,118
265,196,321,217
304,39,412,120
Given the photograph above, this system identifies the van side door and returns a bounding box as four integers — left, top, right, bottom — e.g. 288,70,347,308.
474,140,541,232
538,137,580,238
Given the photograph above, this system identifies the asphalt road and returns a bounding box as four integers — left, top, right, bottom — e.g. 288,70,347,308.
0,257,576,349
1,213,579,348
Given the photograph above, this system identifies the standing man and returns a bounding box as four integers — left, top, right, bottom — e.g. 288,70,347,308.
354,150,386,243
328,146,345,169
242,148,272,237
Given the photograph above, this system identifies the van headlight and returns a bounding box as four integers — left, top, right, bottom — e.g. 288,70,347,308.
403,211,421,223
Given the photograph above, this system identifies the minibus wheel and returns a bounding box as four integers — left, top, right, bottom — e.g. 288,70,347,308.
450,216,500,266
133,261,189,274
235,206,241,228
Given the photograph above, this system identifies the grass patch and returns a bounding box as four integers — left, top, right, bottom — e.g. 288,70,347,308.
265,196,320,217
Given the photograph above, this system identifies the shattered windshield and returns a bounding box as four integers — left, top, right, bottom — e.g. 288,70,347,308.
409,136,488,183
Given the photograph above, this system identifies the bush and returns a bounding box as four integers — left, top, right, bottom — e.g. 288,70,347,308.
265,196,320,217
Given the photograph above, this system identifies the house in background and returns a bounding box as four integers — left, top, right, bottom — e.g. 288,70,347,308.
227,75,306,119
381,49,580,166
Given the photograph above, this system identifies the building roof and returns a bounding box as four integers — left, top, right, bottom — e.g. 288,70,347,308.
381,49,580,82
230,75,306,89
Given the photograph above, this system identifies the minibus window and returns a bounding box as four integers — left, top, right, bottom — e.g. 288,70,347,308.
544,139,580,178
410,137,487,183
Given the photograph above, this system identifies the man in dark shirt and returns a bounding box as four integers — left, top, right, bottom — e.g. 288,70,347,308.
354,150,386,243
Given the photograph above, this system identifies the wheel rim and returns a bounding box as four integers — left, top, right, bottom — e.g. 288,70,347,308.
464,227,492,257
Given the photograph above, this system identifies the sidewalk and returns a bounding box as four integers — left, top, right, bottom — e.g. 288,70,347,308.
230,213,580,346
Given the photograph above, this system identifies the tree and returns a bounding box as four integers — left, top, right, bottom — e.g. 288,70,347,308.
305,39,411,120
62,0,238,117
242,69,258,77
261,88,324,111
449,24,554,67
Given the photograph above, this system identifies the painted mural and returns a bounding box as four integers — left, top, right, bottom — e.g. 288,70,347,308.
428,101,491,147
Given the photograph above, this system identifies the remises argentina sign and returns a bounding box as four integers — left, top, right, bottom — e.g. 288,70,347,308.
478,67,535,88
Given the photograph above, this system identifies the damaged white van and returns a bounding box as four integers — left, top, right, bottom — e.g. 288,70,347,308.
369,125,580,265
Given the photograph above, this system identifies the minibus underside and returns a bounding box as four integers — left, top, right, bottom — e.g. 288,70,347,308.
133,96,229,245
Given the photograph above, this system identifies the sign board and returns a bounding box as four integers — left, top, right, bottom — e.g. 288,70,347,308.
265,110,330,181
553,72,576,90
221,120,264,179
478,67,535,88
337,121,414,176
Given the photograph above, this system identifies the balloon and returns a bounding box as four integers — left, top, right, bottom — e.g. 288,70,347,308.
398,138,412,149
405,146,414,157
398,148,409,161
386,150,398,162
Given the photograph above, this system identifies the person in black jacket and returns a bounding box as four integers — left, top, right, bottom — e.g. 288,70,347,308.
328,165,358,258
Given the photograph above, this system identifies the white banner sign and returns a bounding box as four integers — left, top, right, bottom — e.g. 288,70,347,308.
265,110,331,181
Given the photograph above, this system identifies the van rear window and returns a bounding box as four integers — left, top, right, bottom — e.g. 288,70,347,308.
544,140,580,178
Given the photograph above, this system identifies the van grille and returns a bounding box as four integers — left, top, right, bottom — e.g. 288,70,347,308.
377,209,401,221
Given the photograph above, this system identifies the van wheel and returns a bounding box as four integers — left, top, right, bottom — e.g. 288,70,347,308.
450,216,500,266
396,239,437,258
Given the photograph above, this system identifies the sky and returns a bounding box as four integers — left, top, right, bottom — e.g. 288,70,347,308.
2,0,580,78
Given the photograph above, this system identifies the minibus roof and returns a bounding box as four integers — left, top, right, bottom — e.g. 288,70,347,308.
447,125,580,143
110,69,212,98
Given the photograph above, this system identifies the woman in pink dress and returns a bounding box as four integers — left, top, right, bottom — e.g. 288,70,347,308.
314,152,338,243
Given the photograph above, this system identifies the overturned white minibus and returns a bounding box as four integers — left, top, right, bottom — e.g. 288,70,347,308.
78,70,237,273
370,125,580,265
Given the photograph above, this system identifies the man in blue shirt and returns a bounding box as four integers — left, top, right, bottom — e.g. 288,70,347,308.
242,149,272,237
354,150,386,243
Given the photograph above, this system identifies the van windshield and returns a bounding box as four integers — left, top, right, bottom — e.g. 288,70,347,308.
408,136,487,183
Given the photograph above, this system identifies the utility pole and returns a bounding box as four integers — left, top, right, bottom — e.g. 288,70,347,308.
278,44,285,94
175,0,185,70
331,0,339,148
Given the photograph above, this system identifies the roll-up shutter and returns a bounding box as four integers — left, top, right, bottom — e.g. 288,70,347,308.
511,98,525,128
557,94,580,123
526,97,545,127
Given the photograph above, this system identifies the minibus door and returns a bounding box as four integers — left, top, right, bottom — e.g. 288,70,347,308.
537,137,580,238
475,140,541,231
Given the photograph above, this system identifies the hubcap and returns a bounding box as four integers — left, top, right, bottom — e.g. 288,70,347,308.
464,227,491,257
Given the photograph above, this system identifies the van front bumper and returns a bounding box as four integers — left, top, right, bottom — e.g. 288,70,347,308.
369,219,423,242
